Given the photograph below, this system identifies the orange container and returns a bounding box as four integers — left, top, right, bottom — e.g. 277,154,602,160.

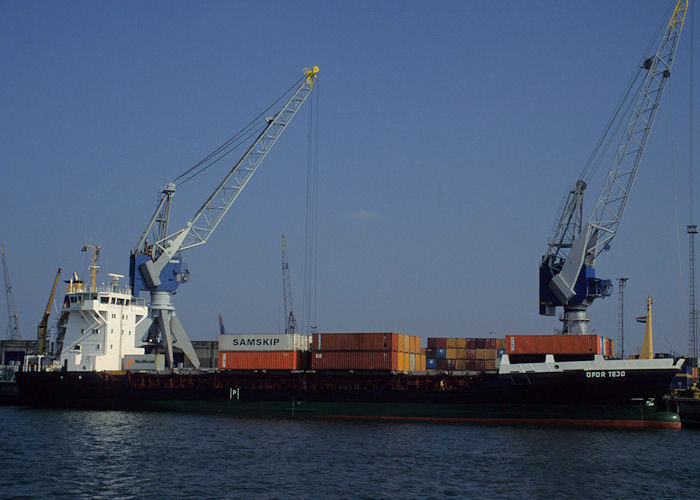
456,348,467,359
219,351,305,370
476,348,487,359
456,338,467,349
465,349,476,359
446,348,457,359
311,350,399,370
455,359,467,370
484,359,496,370
446,338,457,349
497,339,506,350
506,334,602,355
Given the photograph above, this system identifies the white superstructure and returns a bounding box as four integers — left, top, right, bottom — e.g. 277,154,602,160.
57,275,148,371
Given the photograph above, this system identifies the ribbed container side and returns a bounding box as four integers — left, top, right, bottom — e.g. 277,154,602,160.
426,358,437,370
435,338,447,349
420,347,427,357
446,338,457,349
426,348,436,358
484,359,496,370
419,353,426,371
436,348,446,359
485,339,499,349
476,348,487,359
497,339,506,349
401,334,410,353
475,338,486,349
427,338,437,349
506,334,603,355
455,359,467,370
311,351,399,370
456,338,467,349
456,348,467,359
466,338,477,349
467,359,485,371
465,349,476,359
446,359,456,370
436,359,447,370
312,333,399,352
446,348,457,359
219,351,306,370
409,353,416,371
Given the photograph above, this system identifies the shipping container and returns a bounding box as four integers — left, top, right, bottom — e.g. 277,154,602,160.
456,348,467,359
312,333,399,352
427,338,437,349
484,359,496,371
475,338,486,349
311,350,399,370
219,351,307,370
426,358,437,370
476,348,487,360
446,338,457,349
465,349,476,360
466,338,477,349
466,359,485,371
434,338,447,349
436,359,447,370
409,353,416,371
485,349,497,359
219,333,311,352
485,339,499,349
419,353,426,371
436,347,446,359
446,348,457,359
426,347,436,358
497,339,506,350
506,334,603,355
446,359,456,371
455,359,467,371
456,338,467,349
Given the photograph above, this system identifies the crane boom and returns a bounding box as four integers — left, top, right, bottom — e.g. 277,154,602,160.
129,67,319,369
540,1,687,333
37,268,62,353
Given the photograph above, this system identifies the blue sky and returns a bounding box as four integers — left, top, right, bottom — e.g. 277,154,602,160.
1,0,698,355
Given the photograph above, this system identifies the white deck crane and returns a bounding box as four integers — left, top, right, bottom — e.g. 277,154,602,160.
1,243,21,340
540,1,687,334
129,67,319,369
281,234,297,335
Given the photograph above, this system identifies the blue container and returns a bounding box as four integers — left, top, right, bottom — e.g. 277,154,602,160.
426,358,437,370
497,348,506,357
437,348,446,359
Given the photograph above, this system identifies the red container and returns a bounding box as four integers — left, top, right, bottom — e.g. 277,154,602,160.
312,333,399,352
432,338,447,349
219,351,306,370
466,359,485,371
427,338,438,349
311,350,399,370
466,338,477,349
426,348,437,358
475,338,486,349
485,339,499,349
436,358,447,370
465,349,476,360
505,334,602,355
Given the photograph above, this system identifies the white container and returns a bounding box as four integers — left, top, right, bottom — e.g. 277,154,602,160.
122,354,165,371
219,334,311,352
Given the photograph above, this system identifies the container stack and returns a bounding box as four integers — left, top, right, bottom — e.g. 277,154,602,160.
505,334,614,357
218,333,311,370
425,337,505,372
311,332,424,371
671,357,698,390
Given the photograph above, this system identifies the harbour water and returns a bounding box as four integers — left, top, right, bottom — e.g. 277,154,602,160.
1,405,699,499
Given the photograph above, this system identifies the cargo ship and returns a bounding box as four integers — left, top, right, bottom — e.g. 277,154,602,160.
15,277,685,429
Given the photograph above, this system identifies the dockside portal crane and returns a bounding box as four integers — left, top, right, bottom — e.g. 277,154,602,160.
539,1,687,334
129,67,319,369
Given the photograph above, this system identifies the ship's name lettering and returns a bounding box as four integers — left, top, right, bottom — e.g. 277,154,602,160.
585,370,625,378
230,338,281,346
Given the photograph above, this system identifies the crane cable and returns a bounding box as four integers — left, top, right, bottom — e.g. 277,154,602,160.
171,74,307,186
578,0,676,184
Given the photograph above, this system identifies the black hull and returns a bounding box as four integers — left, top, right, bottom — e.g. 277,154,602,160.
15,368,681,429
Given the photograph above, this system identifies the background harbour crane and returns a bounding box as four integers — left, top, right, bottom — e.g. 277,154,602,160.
282,234,297,335
1,243,21,340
